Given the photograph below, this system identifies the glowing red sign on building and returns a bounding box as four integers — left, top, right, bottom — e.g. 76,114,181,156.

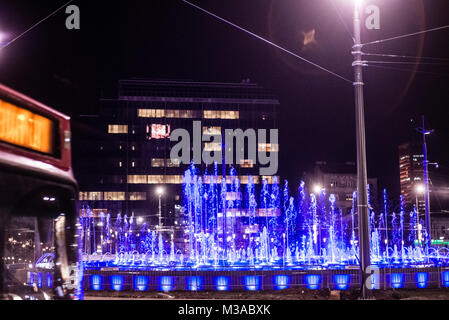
147,124,170,139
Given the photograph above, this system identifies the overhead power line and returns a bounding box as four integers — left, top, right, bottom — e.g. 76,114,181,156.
362,25,449,47
367,60,449,66
362,52,449,61
366,64,449,77
0,0,74,50
181,0,352,84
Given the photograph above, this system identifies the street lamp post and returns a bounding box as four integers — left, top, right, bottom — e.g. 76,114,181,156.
420,116,433,244
352,0,372,299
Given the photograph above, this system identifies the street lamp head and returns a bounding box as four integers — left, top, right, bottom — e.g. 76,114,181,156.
313,185,323,194
156,187,164,196
415,184,426,195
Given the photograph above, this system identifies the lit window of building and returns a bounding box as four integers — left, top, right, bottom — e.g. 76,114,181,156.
128,175,148,184
151,158,180,168
108,125,128,134
138,109,165,118
261,176,280,184
151,159,165,167
79,192,103,201
126,175,267,185
203,126,222,135
204,142,222,152
203,110,239,119
138,109,200,119
167,159,181,167
128,175,184,184
204,176,261,185
258,143,279,152
163,175,184,184
104,192,126,201
129,192,147,201
138,109,239,120
240,159,254,168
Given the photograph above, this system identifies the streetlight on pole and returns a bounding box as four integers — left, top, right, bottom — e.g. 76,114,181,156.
313,185,324,195
415,183,426,216
351,0,372,299
156,187,164,230
417,116,435,245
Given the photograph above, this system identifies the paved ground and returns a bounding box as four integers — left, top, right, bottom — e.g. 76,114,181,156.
84,288,449,300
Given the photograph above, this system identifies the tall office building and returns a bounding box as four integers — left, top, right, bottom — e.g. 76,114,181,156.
74,79,280,236
398,142,425,212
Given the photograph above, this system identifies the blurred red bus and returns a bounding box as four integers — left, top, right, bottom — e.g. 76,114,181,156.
0,83,81,300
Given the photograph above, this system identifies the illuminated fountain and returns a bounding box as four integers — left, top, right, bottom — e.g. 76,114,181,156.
82,164,449,270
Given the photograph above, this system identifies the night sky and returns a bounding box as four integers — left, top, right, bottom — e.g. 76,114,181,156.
0,0,448,207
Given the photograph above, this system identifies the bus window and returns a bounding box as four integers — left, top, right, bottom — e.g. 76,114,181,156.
4,216,55,299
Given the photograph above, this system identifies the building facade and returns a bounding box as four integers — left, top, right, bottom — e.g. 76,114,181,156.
431,213,449,246
303,161,378,215
398,142,425,212
74,79,280,240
